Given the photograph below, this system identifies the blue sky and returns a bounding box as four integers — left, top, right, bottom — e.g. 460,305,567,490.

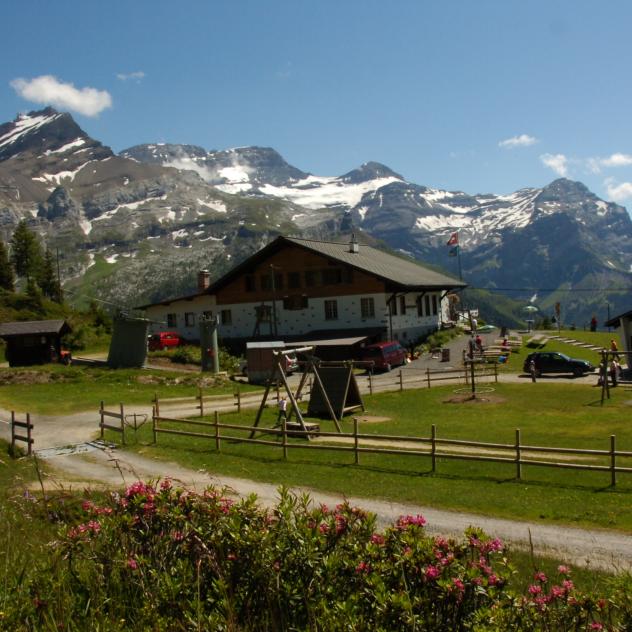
3,1,632,203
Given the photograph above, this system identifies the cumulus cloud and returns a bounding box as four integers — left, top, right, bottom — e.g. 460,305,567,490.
10,75,112,117
498,134,538,149
116,71,146,82
605,177,632,202
589,152,632,173
540,153,568,177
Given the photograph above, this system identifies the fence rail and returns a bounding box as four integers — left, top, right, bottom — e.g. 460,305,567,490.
150,412,630,487
100,401,125,445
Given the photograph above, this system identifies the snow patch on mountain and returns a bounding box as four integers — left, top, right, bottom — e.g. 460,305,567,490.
0,111,61,149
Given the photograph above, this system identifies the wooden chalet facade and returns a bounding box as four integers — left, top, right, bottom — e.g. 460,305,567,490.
139,236,467,348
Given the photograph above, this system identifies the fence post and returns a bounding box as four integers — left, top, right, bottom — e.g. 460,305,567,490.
154,393,160,418
214,411,220,452
399,369,404,392
152,405,157,444
426,368,431,388
611,434,617,487
354,417,359,465
100,401,104,440
431,424,436,473
494,362,498,383
368,372,373,395
515,428,521,480
236,388,241,413
199,387,204,418
282,418,288,460
26,413,33,456
120,403,125,445
10,411,15,453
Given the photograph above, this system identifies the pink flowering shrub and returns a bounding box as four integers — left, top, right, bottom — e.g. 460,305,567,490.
6,481,629,630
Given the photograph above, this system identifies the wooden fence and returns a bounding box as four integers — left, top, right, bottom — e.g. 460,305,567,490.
99,402,125,445
150,413,632,487
153,387,259,418
10,411,33,456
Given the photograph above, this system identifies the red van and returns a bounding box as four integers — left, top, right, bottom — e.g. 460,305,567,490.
361,341,407,371
148,331,183,351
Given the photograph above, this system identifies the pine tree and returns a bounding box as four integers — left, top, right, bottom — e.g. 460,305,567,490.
39,248,63,303
10,221,43,280
0,240,15,291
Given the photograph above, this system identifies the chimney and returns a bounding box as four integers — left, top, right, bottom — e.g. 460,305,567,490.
349,233,359,253
197,269,211,291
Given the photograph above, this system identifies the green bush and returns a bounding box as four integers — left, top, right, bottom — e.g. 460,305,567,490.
4,482,628,630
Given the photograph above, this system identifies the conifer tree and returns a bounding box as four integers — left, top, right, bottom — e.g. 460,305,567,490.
0,240,15,291
39,248,63,303
10,220,43,280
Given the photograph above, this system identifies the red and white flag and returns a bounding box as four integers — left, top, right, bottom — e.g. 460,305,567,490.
446,232,459,246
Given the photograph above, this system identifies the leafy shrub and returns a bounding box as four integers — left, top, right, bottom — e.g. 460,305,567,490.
5,483,625,631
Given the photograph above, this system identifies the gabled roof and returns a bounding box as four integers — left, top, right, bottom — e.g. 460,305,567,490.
207,236,466,294
605,308,632,328
0,319,71,338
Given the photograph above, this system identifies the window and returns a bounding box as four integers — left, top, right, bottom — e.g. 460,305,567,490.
305,270,318,287
283,295,308,310
184,312,196,327
255,305,272,322
221,309,232,325
343,268,353,283
321,268,342,285
399,295,406,315
324,299,338,320
432,295,438,315
417,295,424,317
389,296,397,316
245,275,256,292
424,295,431,316
288,271,301,289
260,274,271,291
202,310,213,321
361,297,375,319
167,313,177,327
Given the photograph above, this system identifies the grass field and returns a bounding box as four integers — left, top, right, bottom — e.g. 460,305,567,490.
0,364,259,414
117,381,632,533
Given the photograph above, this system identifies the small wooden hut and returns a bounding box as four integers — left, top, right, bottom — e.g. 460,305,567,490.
0,319,71,367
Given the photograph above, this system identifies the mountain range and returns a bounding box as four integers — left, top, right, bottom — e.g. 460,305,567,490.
0,107,631,326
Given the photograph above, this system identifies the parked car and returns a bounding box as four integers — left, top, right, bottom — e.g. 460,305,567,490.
523,351,595,378
148,331,183,351
361,341,407,372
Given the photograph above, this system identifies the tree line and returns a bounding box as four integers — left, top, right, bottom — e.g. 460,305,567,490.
0,220,63,303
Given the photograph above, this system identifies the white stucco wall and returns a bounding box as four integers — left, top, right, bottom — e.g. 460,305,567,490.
145,294,217,341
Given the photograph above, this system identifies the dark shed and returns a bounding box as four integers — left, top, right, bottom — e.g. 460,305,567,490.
0,319,72,367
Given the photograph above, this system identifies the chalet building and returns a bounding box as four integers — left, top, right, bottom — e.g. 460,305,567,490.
138,236,466,348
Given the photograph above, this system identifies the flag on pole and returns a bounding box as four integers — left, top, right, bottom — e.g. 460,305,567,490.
446,232,459,246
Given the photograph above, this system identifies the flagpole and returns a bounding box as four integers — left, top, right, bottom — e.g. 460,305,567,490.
457,244,462,281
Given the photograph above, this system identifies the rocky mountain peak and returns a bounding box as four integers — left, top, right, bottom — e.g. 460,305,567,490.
341,161,403,184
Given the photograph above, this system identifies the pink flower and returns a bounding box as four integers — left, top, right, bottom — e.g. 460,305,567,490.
160,479,172,491
590,623,603,631
370,534,385,545
319,522,329,534
355,561,370,574
452,578,465,592
403,546,412,556
424,565,440,580
171,530,184,542
534,571,548,583
562,579,574,592
528,584,542,595
488,574,499,586
396,514,426,529
557,565,571,575
550,585,565,599
127,558,138,570
82,500,94,512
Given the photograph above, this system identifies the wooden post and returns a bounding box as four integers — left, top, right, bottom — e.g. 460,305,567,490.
198,387,204,417
354,417,359,465
515,429,522,480
214,411,220,452
152,405,157,444
10,411,15,453
431,424,436,473
100,401,104,440
308,376,312,395
610,434,616,487
399,369,404,392
26,413,32,456
154,393,160,418
120,403,125,445
282,418,288,460
368,372,373,395
494,362,498,383
236,388,241,413
470,360,476,398
426,368,431,388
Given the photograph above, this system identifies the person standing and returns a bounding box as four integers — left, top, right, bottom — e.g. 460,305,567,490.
277,396,288,424
529,357,537,383
610,339,620,360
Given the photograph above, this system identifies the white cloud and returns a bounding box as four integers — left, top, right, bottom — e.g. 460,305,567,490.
116,71,146,82
605,177,632,202
10,75,112,117
540,153,568,177
498,134,538,149
589,153,632,175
